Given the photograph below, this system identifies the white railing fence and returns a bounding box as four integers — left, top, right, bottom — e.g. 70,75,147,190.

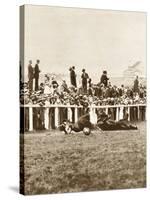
20,104,146,132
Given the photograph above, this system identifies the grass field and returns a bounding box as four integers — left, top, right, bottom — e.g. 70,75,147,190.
20,122,146,195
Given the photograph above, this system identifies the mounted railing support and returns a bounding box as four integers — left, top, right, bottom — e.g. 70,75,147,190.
74,107,78,123
54,107,59,128
29,107,33,131
21,104,146,132
44,108,49,130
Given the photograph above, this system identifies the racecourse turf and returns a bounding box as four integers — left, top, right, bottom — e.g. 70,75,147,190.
20,122,146,195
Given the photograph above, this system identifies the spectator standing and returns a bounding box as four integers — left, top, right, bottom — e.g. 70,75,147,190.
139,86,144,98
81,69,89,93
70,66,77,87
51,76,59,95
119,84,124,96
28,60,34,92
34,59,41,91
133,76,139,93
100,70,109,87
127,87,133,98
39,83,44,94
105,86,112,98
88,78,93,96
61,80,68,92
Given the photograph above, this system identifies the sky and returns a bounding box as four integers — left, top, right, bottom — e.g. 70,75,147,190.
22,5,146,81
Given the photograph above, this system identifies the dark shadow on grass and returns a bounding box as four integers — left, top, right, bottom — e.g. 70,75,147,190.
9,186,19,193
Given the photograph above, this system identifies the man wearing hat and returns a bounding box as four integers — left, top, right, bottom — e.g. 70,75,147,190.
28,60,34,93
133,75,139,93
69,66,77,87
34,59,41,91
81,69,89,93
51,76,59,89
100,70,109,87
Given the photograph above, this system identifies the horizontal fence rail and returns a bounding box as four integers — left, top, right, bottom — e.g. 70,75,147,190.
20,104,146,132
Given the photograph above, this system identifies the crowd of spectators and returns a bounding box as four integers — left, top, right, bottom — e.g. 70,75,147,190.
20,71,146,107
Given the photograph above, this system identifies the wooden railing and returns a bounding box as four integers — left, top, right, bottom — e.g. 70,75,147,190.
20,104,146,132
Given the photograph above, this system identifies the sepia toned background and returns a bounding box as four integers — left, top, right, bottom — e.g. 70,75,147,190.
22,5,146,85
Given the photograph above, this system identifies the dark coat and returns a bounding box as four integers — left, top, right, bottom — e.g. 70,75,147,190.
34,64,40,79
133,79,139,93
70,69,77,87
28,64,34,80
81,72,89,85
100,74,109,87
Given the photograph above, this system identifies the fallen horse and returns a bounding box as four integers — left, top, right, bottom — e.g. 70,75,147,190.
97,111,137,131
97,118,137,131
59,112,137,135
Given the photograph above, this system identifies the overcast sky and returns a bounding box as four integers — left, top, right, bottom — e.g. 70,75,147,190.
23,5,146,78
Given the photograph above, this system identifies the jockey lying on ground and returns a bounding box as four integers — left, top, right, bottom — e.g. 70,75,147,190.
97,112,137,131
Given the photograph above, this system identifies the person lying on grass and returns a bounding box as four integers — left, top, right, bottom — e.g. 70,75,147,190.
97,111,137,131
59,111,137,135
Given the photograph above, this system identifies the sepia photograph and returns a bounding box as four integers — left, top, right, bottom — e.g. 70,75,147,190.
20,5,146,195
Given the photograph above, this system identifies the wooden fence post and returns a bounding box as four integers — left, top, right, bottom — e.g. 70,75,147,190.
145,105,147,121
44,108,49,130
29,107,33,131
119,106,123,120
127,107,130,121
137,106,140,120
105,107,108,115
74,107,78,123
116,107,119,121
67,106,73,122
55,106,59,128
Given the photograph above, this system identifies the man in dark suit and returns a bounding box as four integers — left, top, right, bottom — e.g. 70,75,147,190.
28,60,34,92
34,59,41,91
100,70,109,87
81,69,89,93
133,76,139,93
69,66,77,87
